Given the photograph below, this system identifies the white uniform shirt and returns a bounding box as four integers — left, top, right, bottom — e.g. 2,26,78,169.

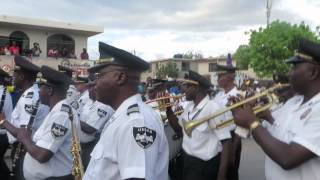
178,95,231,161
213,87,241,131
8,84,49,143
78,100,114,143
23,100,78,180
265,94,320,180
83,94,169,180
0,85,13,134
66,84,81,110
78,90,90,113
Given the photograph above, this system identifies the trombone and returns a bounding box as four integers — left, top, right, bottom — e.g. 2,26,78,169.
182,83,289,137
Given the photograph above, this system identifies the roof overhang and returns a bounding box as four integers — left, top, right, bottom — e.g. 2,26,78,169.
0,15,104,37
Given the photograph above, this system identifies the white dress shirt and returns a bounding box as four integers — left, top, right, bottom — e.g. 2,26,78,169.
265,94,320,180
23,100,78,180
83,94,169,180
178,95,231,161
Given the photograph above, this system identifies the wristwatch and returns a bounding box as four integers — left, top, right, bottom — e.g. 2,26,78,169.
249,120,261,132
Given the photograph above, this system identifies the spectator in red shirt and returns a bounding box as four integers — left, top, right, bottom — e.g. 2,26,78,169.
9,41,20,55
80,48,89,60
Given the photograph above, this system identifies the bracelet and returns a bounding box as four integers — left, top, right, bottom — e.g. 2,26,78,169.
249,120,261,132
0,119,5,126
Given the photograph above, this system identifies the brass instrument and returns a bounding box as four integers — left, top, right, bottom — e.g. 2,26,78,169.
182,83,289,137
146,94,185,111
161,106,184,122
11,99,40,177
69,109,84,180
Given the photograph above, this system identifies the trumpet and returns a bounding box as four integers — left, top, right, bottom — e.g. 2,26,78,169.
182,83,289,137
161,106,184,122
146,94,185,111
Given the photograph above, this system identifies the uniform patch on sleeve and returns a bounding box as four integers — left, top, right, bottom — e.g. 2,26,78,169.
25,104,33,114
133,127,156,149
25,92,34,99
70,101,79,110
60,104,71,113
66,91,73,97
97,108,107,118
127,104,139,115
51,123,68,138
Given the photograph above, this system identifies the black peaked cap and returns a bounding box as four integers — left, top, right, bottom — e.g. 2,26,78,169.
187,70,212,89
88,42,150,73
14,56,40,73
0,68,9,77
39,66,72,87
215,64,237,73
286,38,320,64
58,65,74,78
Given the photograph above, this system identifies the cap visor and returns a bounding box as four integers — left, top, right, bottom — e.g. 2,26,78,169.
87,63,110,73
87,62,123,73
285,56,305,64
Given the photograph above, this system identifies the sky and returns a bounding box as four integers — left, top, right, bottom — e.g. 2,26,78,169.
2,0,320,61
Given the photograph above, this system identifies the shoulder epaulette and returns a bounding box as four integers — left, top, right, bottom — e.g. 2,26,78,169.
25,91,34,98
61,104,71,113
127,104,139,115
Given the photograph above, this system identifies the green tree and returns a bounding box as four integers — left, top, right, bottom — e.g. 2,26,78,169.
183,50,203,59
248,21,319,77
155,62,179,79
234,45,251,70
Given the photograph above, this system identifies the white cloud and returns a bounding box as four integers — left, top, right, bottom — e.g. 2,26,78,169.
1,0,319,61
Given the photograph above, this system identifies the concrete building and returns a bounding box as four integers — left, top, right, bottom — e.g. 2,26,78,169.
0,15,103,59
141,57,257,85
0,15,103,74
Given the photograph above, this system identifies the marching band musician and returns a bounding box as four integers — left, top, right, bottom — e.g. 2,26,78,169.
58,65,81,111
146,79,168,118
83,42,169,180
0,66,77,180
232,38,320,180
0,68,13,180
166,70,231,180
76,74,114,170
213,65,242,180
7,56,50,180
146,79,184,180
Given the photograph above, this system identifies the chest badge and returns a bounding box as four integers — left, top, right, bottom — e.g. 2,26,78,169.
300,108,312,120
133,127,156,149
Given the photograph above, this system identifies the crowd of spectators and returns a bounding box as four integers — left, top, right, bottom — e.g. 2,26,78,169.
0,41,20,55
47,47,89,60
1,42,89,60
0,41,43,57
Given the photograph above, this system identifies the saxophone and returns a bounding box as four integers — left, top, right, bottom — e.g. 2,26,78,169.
11,99,40,176
68,107,84,180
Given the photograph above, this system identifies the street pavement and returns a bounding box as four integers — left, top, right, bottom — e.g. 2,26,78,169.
239,138,266,180
4,138,267,180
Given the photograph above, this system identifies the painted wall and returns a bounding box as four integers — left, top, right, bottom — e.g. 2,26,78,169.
0,27,88,59
0,55,93,75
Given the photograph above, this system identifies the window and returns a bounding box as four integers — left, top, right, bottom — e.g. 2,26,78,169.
182,62,190,71
209,63,217,72
47,34,75,58
9,31,30,55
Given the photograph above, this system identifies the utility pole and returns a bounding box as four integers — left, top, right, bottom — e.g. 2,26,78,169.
266,0,272,27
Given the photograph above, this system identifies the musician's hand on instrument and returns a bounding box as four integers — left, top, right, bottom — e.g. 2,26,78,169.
257,109,272,120
231,106,257,128
0,113,6,121
16,128,32,144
